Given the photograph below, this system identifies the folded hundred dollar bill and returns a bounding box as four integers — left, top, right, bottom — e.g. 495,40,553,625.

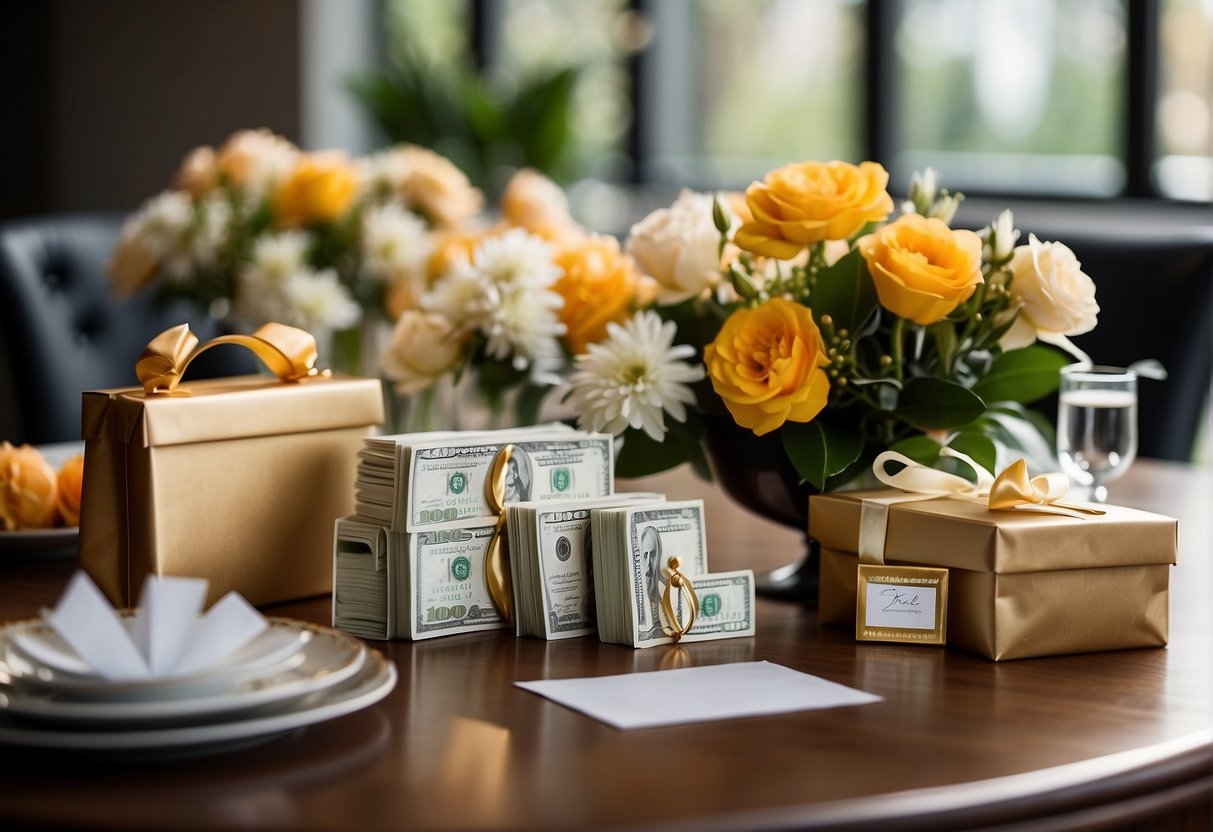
508,493,665,641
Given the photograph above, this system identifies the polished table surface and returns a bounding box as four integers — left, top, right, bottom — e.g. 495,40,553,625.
1,461,1211,831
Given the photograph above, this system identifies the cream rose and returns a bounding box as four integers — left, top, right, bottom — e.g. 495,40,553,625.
1000,234,1099,350
397,145,484,229
502,168,583,244
380,311,466,394
626,190,723,305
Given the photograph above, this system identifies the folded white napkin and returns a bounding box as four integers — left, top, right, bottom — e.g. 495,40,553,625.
32,571,268,681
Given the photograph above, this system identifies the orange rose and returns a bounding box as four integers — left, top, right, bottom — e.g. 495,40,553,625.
56,454,85,527
858,213,983,325
272,151,358,228
734,160,893,259
553,235,642,354
704,298,831,435
0,442,59,530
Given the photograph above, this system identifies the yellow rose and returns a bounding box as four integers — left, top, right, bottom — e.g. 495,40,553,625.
858,213,983,325
704,298,831,436
734,160,893,260
553,235,641,354
56,454,85,528
0,442,59,530
272,151,358,228
380,311,467,394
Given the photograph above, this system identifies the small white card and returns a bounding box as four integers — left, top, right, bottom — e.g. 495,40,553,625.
516,660,881,730
855,564,948,646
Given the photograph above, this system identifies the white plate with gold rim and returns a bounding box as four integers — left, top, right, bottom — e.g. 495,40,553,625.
0,650,396,751
0,620,362,717
4,617,309,698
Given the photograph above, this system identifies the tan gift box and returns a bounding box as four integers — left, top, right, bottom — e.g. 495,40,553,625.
811,490,1177,660
80,373,384,607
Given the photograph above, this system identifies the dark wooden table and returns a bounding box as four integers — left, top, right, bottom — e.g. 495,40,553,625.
1,461,1210,831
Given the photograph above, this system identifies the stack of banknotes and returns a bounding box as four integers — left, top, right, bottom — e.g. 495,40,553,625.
507,493,664,640
590,499,756,648
333,426,756,647
334,425,614,640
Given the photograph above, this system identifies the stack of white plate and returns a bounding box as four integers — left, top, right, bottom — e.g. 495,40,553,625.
0,616,396,752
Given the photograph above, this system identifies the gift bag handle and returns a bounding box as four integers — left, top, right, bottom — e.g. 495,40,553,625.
135,322,327,395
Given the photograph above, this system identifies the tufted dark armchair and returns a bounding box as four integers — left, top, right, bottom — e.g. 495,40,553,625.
0,214,251,445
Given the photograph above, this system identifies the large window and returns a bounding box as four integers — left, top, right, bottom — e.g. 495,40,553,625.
1156,0,1213,199
895,0,1127,196
380,0,1212,204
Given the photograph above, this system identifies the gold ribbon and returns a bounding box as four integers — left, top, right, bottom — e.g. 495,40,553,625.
660,557,698,641
859,450,1104,565
483,445,515,624
135,322,325,395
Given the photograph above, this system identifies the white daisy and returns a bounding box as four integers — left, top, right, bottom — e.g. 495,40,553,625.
567,310,704,441
471,228,561,290
279,268,361,332
234,231,315,325
251,231,310,281
421,256,499,329
483,283,566,372
189,192,232,269
120,191,194,284
361,201,430,282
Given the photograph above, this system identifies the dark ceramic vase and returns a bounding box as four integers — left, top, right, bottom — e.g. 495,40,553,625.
702,415,819,606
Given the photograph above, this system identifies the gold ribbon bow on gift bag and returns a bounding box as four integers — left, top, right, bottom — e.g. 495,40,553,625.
858,449,1104,565
135,322,328,395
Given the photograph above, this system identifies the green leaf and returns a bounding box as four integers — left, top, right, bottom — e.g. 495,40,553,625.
972,345,1069,404
613,416,710,480
781,421,863,491
512,384,550,427
895,377,986,430
888,435,945,467
807,248,878,335
946,430,997,476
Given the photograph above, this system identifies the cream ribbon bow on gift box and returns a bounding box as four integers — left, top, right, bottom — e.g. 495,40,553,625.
857,450,1104,566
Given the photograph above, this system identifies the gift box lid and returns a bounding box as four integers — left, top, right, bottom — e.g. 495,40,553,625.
83,374,384,448
809,489,1177,574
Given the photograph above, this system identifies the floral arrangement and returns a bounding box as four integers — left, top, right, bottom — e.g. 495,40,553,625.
114,137,1097,490
110,128,655,420
565,161,1098,488
0,443,84,529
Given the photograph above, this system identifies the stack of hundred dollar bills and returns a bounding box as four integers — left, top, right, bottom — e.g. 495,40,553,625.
590,499,755,648
507,493,664,640
333,425,614,640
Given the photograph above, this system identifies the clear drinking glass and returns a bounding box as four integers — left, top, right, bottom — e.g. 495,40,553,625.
1057,365,1138,502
